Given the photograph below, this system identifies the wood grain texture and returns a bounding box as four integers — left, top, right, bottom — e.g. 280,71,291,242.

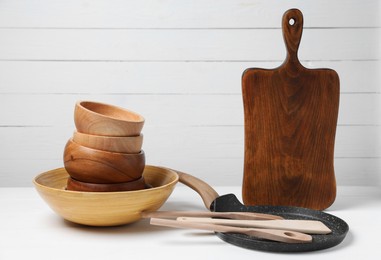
63,139,146,183
72,131,143,154
176,217,332,234
176,170,219,210
74,101,145,136
66,176,146,192
242,9,340,210
150,217,312,243
141,210,283,220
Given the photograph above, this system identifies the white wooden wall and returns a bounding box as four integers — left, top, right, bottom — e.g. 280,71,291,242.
0,0,380,187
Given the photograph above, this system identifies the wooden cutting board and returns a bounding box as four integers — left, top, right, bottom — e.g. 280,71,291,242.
241,9,340,210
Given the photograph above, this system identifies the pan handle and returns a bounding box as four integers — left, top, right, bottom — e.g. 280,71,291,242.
175,170,219,210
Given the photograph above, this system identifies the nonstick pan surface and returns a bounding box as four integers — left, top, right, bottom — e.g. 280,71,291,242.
177,171,349,252
212,194,349,252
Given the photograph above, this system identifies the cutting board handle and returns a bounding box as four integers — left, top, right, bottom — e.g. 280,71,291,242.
282,8,304,66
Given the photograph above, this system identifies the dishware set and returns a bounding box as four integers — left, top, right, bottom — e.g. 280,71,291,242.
63,101,146,192
33,9,349,252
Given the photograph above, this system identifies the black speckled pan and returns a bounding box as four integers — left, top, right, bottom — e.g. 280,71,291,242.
212,194,349,252
177,171,349,252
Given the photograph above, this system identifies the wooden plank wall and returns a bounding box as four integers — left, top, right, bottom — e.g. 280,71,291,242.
0,0,380,186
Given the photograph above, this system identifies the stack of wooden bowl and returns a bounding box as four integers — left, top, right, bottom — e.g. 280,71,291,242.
63,101,146,192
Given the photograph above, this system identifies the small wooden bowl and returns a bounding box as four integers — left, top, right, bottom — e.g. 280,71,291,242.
33,166,178,226
63,138,145,184
74,101,145,136
66,176,146,192
72,131,143,153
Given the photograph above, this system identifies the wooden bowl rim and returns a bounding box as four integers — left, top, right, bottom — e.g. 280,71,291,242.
72,131,144,154
73,131,144,140
33,165,179,195
76,100,145,123
67,138,145,156
66,176,146,192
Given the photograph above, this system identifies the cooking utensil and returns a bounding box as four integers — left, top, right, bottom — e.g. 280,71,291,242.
33,166,178,226
177,217,331,234
142,210,283,220
241,8,340,210
150,218,312,244
176,170,348,252
74,100,145,136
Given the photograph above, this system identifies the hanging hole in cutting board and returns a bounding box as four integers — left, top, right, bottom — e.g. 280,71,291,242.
289,18,295,26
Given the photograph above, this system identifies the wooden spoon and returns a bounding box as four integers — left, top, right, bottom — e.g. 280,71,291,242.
150,218,312,244
177,217,331,234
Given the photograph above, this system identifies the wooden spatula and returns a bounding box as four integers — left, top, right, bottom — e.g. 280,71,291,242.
241,9,340,210
176,217,331,234
141,210,284,220
150,218,312,243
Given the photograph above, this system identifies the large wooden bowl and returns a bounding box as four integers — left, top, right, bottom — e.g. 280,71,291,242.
63,138,145,183
33,166,178,226
73,131,143,154
74,101,145,136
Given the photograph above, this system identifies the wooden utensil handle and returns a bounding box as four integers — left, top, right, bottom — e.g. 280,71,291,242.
177,217,332,234
282,8,304,64
150,218,312,243
141,210,284,220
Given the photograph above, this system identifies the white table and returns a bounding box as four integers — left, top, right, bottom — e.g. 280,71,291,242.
1,185,380,260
